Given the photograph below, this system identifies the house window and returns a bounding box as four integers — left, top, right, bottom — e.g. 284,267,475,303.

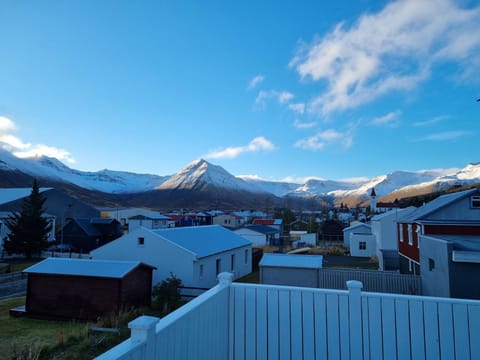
137,237,145,246
359,241,367,250
244,249,249,264
231,254,235,272
408,224,413,245
216,259,221,275
199,264,204,279
399,224,404,243
429,258,435,271
471,196,480,208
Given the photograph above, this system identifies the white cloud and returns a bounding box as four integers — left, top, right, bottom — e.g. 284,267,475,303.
370,110,401,126
416,130,472,141
248,75,265,90
413,115,452,127
205,136,276,159
293,119,317,129
288,103,305,114
290,0,480,115
294,129,353,150
0,115,75,164
255,90,294,109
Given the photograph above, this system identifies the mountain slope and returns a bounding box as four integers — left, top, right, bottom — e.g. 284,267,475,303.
0,149,479,210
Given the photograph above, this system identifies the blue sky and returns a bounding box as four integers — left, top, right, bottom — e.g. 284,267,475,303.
0,0,479,182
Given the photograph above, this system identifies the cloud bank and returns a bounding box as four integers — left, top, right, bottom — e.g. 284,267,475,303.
290,0,480,115
0,116,75,163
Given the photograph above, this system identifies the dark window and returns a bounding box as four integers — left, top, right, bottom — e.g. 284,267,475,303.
429,258,435,271
471,196,480,208
231,254,235,271
138,237,145,246
359,241,367,250
216,259,221,275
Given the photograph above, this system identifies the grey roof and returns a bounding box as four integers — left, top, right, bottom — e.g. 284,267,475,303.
0,187,52,205
72,218,102,237
23,257,155,278
244,224,279,234
152,225,251,258
401,189,479,222
423,234,480,251
260,253,323,269
129,213,171,220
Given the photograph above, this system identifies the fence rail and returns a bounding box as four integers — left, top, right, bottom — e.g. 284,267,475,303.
318,268,422,295
95,273,480,360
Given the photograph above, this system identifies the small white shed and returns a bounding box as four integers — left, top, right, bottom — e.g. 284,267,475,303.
259,253,323,288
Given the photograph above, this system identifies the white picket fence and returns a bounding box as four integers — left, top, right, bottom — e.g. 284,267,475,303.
96,273,480,360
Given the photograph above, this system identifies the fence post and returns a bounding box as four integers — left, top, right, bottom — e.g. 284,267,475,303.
347,280,363,359
217,272,233,286
128,315,160,359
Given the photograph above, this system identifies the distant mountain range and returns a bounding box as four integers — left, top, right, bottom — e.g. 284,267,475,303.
1,148,479,210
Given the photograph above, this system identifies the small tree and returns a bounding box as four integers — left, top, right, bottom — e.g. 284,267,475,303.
152,273,183,314
3,179,52,259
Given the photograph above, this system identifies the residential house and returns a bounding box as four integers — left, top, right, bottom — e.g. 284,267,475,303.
57,217,123,253
91,225,252,288
343,222,372,247
23,257,155,320
259,253,323,288
212,213,245,229
232,210,267,223
128,213,174,232
420,234,480,299
372,206,417,270
233,224,279,247
252,218,283,236
398,188,480,275
0,187,100,221
290,230,317,248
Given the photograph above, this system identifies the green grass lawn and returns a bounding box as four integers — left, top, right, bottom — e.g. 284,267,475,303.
0,296,149,359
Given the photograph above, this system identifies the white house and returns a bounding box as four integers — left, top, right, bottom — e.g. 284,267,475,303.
372,206,417,270
343,222,371,247
90,225,252,288
233,225,279,247
349,232,377,257
212,213,245,229
128,213,175,232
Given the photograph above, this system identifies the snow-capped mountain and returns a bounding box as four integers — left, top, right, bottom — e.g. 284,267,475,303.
156,159,263,193
0,148,168,193
1,148,480,208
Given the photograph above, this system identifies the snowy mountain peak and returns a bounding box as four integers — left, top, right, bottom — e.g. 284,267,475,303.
156,158,262,192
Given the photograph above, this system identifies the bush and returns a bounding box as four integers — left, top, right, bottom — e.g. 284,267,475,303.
152,273,183,314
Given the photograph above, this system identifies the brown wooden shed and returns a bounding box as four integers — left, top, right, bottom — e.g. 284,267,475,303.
23,257,156,320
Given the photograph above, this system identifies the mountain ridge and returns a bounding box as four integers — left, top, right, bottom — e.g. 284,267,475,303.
1,149,479,210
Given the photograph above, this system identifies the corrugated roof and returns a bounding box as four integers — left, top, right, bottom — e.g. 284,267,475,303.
401,189,479,222
152,225,251,258
244,224,279,234
23,257,154,278
259,253,323,269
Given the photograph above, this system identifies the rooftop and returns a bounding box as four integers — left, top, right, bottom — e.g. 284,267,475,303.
24,257,154,278
152,225,251,258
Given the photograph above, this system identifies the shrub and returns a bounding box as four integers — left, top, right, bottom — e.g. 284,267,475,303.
152,273,183,314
